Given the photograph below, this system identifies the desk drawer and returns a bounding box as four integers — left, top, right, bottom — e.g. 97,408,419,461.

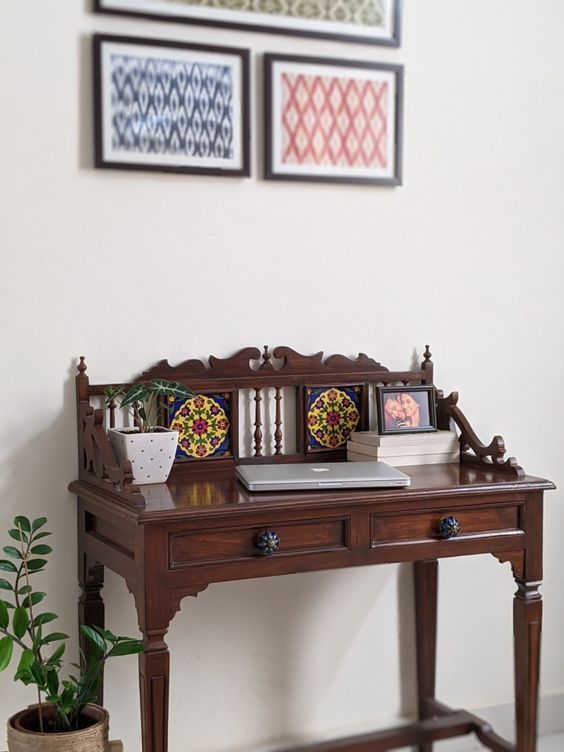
371,504,522,547
170,516,350,568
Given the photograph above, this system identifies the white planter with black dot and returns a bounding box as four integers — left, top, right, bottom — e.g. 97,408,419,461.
108,427,178,484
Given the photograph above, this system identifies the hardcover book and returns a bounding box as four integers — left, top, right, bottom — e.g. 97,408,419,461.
350,429,458,448
347,449,459,466
347,438,458,458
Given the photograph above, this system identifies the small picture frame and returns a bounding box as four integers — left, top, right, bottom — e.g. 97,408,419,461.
376,386,437,435
264,54,403,186
93,34,250,177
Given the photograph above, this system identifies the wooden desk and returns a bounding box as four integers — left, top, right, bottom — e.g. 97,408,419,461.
70,347,555,752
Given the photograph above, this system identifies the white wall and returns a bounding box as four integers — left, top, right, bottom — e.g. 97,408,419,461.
1,1,563,750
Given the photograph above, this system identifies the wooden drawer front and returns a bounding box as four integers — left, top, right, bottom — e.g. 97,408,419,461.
85,513,135,558
371,505,521,547
170,517,349,568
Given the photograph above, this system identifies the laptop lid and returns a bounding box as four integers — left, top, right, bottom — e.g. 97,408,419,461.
236,461,410,492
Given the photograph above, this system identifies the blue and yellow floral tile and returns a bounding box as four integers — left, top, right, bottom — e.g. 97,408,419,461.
168,392,232,460
306,386,362,452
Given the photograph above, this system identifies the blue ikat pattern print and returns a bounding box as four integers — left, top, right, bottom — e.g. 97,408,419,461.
110,54,234,159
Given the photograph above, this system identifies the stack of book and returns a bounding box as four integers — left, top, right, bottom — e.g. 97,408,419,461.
347,430,459,467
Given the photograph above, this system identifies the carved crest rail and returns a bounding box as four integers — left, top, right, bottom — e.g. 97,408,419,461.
75,345,523,507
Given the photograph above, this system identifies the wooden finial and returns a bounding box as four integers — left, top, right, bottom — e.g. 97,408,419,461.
261,345,273,369
76,356,89,399
421,345,434,385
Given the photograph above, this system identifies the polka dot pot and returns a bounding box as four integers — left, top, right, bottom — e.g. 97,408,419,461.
108,427,179,484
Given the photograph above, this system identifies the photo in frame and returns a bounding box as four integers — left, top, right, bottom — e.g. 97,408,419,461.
376,386,437,435
93,34,250,177
94,0,401,47
264,54,403,186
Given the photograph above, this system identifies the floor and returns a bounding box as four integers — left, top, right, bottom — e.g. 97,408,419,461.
538,735,564,751
435,734,564,751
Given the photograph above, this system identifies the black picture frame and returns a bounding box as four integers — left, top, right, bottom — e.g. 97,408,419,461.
94,0,402,48
264,54,403,187
376,386,437,435
93,34,251,178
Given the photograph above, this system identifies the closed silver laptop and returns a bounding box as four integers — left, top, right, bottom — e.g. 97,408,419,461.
236,461,410,492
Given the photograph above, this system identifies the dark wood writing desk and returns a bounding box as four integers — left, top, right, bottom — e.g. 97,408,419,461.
70,347,555,752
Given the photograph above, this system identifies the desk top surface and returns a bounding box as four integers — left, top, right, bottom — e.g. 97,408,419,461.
72,463,555,523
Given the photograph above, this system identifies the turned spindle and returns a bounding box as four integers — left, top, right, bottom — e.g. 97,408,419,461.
274,387,283,455
253,387,263,457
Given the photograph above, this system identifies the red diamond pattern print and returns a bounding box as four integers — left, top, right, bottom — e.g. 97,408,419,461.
281,73,389,168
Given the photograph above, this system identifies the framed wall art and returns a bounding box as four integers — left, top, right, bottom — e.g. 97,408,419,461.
376,386,437,435
93,34,250,177
94,0,401,47
264,54,403,186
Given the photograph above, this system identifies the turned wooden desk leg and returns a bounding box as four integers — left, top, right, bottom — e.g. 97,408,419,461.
513,493,543,752
414,560,438,752
514,581,542,752
78,553,105,706
139,629,170,752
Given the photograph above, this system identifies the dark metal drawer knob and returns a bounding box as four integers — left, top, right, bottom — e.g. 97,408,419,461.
439,516,460,539
256,530,281,555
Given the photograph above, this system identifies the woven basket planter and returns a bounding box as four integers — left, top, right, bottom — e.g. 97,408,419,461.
7,704,109,752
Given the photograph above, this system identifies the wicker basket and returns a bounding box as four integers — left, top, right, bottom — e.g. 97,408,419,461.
7,704,109,752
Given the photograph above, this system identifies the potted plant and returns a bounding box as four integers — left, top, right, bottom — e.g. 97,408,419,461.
104,379,195,484
0,515,144,752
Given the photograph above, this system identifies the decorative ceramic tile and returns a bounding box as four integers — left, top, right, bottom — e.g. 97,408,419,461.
168,392,232,459
306,386,361,451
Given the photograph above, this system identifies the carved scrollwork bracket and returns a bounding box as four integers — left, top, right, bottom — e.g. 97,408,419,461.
133,584,210,641
436,391,525,478
77,359,144,506
168,584,209,624
79,402,144,500
491,550,525,581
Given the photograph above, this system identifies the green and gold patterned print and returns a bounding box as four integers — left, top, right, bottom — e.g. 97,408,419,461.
168,0,386,27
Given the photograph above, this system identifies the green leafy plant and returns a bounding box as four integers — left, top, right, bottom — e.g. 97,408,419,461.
105,378,195,434
0,516,144,733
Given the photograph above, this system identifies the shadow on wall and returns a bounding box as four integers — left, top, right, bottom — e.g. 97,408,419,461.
397,562,417,718
0,362,85,713
78,30,93,170
161,563,419,750
0,361,78,528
